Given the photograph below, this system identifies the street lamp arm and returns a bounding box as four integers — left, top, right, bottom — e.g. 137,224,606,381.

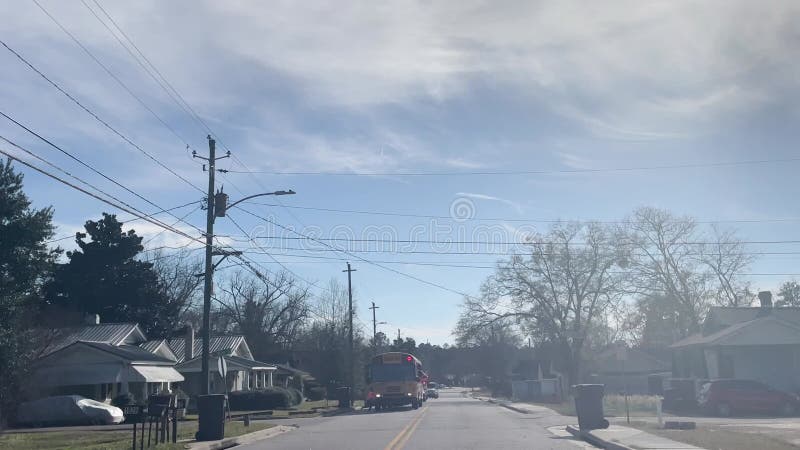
226,190,295,211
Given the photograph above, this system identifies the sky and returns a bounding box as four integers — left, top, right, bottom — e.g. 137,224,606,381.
1,0,800,344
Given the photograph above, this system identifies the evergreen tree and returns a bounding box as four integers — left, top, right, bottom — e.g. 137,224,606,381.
45,213,179,338
0,159,57,423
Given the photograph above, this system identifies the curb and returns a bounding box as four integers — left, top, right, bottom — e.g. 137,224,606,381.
321,406,362,417
188,424,296,450
497,402,531,415
565,425,634,450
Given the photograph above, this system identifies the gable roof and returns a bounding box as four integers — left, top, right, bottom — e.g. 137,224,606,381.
707,307,800,329
38,323,145,357
37,341,176,365
167,335,251,363
672,315,800,348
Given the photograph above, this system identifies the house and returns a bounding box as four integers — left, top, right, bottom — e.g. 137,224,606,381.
151,326,277,397
587,343,671,394
671,292,800,392
30,316,184,403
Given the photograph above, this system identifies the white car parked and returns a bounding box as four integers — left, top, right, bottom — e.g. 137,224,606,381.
17,395,125,426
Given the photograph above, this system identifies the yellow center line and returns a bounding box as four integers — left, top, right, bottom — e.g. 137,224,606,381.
384,406,429,450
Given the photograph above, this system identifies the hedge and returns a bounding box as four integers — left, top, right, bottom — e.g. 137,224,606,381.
306,386,326,401
228,388,292,410
287,387,303,406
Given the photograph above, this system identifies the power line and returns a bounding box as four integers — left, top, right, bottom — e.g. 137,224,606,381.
0,113,206,236
243,201,800,225
223,155,800,177
0,38,204,194
0,146,204,245
235,206,475,299
0,133,200,238
28,1,197,150
238,235,800,247
44,199,199,245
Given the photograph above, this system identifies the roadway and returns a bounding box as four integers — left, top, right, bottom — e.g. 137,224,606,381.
238,389,594,450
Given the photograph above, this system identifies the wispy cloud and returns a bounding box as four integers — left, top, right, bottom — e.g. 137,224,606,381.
456,192,523,214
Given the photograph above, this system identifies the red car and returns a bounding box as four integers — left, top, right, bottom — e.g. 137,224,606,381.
698,379,799,416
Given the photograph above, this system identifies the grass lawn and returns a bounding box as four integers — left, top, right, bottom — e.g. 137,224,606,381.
528,395,663,417
629,421,799,450
0,421,271,450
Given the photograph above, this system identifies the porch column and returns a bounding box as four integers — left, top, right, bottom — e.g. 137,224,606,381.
260,371,266,389
121,382,129,395
268,371,273,388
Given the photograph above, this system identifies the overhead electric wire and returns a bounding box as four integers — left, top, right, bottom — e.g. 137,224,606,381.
0,146,205,245
28,1,196,148
0,133,201,238
235,206,475,299
0,112,206,237
1,39,204,194
44,200,200,244
243,201,800,225
224,155,800,177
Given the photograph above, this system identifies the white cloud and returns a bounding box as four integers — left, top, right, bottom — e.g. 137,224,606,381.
456,191,523,214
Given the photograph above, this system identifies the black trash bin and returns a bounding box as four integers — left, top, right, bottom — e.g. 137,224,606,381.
573,384,609,430
196,394,226,441
336,387,352,409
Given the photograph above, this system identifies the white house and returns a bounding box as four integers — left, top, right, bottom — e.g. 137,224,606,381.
31,318,184,402
671,294,800,392
148,326,277,396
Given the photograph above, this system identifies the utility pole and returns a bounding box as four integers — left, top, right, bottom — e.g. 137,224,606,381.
193,136,230,395
343,263,356,406
369,302,379,341
397,328,401,342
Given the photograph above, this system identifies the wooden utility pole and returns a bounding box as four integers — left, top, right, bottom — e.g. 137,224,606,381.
200,136,216,395
192,136,229,395
343,263,356,406
369,301,379,341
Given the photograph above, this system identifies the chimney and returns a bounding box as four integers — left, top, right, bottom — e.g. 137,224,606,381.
84,314,100,325
758,291,773,308
185,324,195,362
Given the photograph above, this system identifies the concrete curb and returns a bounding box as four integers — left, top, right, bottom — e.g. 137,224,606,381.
188,424,296,450
565,425,634,450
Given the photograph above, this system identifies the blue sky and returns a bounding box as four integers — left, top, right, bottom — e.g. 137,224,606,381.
2,1,800,344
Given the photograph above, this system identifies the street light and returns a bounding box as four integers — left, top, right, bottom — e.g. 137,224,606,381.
200,184,296,397
219,189,295,216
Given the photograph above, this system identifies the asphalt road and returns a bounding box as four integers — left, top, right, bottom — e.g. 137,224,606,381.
238,389,592,450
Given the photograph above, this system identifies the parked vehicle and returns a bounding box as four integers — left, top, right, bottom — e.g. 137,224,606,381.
426,388,439,399
698,380,799,417
17,395,125,426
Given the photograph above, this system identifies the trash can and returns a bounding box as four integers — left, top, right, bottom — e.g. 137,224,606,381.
573,384,609,430
196,394,226,441
336,387,352,409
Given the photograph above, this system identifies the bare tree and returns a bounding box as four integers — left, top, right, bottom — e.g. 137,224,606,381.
151,250,203,324
621,207,713,336
622,207,755,336
456,222,625,386
214,270,310,360
700,225,754,307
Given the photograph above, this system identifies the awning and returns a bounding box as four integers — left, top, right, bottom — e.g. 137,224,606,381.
127,366,184,383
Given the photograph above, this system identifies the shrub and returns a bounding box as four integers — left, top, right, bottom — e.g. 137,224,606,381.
287,387,303,406
229,388,292,411
111,393,135,407
306,386,326,401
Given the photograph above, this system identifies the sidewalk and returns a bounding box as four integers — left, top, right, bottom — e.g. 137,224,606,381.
188,424,295,450
567,424,703,450
473,396,704,450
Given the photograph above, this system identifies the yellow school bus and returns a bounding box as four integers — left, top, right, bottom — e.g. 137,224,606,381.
365,352,425,411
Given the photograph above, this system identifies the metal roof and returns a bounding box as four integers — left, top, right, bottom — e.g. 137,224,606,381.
167,335,246,363
38,323,142,356
672,315,800,348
